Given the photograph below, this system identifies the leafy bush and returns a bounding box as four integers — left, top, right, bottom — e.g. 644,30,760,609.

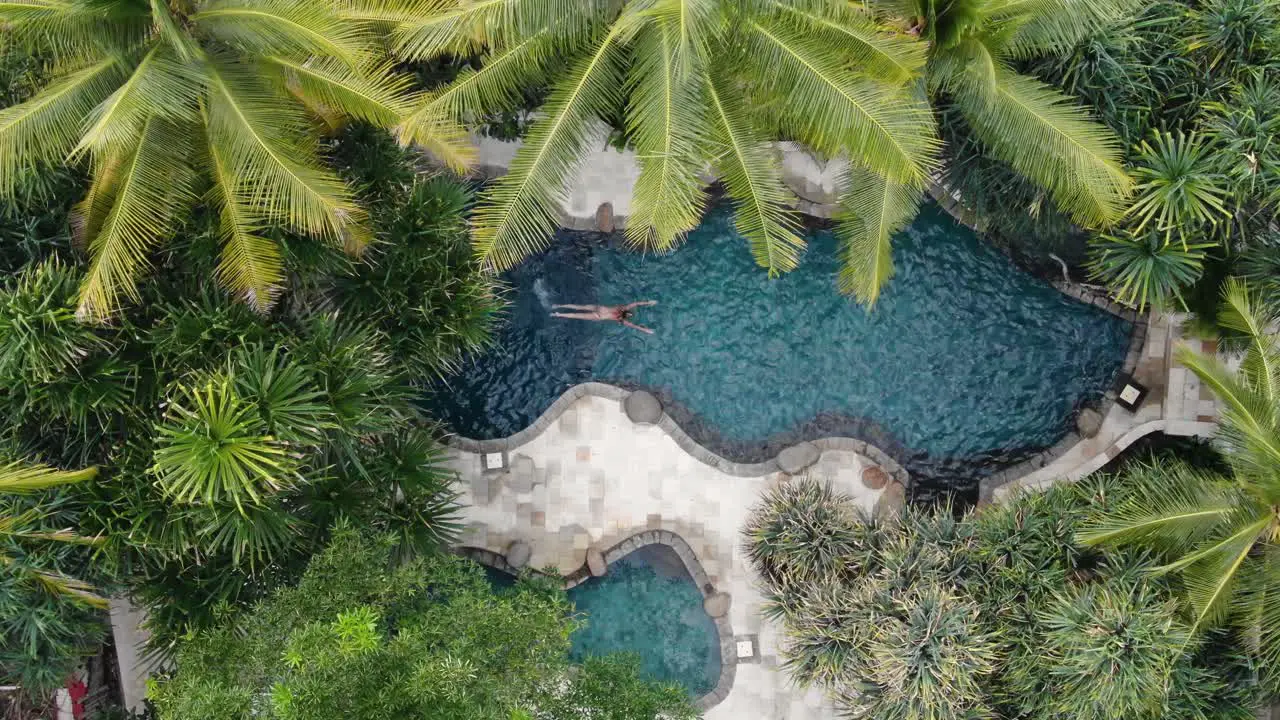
744,476,1262,719
149,528,696,720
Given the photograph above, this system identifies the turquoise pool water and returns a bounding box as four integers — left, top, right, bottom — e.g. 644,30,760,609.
425,202,1130,496
566,545,721,696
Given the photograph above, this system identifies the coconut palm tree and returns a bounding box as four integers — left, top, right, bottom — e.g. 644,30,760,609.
1,460,105,607
394,0,940,300
0,0,422,319
397,0,1133,304
1080,279,1280,664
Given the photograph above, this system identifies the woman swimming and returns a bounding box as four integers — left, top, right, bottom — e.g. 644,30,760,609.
551,300,657,334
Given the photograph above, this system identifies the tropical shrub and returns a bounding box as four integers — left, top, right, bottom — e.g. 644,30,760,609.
149,528,697,720
0,148,500,655
0,0,431,319
396,0,1130,304
0,461,106,698
745,476,1261,719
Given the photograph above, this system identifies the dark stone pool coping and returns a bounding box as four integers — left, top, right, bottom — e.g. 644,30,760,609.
445,381,910,486
456,530,736,712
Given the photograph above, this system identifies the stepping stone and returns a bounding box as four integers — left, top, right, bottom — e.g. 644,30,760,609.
506,540,531,569
586,547,607,577
624,391,662,424
861,466,890,490
703,591,731,618
777,442,820,474
1076,408,1103,438
595,202,615,232
875,481,906,519
508,454,536,493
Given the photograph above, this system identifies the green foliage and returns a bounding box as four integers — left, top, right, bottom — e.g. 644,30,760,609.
150,528,697,720
1082,281,1280,690
745,476,1261,719
1086,230,1211,311
0,0,436,320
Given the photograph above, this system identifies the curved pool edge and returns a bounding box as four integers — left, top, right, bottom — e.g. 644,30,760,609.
444,380,911,486
457,530,737,712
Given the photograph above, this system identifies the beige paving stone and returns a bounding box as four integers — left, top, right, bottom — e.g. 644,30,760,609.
448,394,880,720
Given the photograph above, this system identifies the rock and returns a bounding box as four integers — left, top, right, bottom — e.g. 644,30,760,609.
508,454,536,493
703,591,731,618
1076,408,1103,438
861,466,890,490
875,481,906,519
624,390,663,424
777,442,820,474
506,540,531,569
587,548,607,577
595,202,615,232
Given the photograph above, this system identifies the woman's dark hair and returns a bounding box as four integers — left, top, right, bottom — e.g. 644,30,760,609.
619,308,633,320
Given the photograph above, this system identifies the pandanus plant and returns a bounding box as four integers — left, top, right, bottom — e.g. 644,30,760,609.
398,0,1133,304
0,0,424,319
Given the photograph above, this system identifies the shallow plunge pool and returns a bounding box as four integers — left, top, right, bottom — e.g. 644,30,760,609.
426,202,1131,495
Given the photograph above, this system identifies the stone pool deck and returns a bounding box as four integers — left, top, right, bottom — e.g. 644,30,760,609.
447,392,896,719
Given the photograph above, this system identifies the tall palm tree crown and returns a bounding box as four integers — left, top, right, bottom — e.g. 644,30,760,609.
0,0,421,319
1080,280,1280,667
401,0,1134,304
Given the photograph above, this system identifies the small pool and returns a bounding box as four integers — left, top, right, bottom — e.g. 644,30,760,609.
567,545,722,697
425,202,1131,495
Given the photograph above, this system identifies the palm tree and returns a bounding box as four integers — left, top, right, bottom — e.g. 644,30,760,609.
1080,279,1280,665
1,460,105,607
394,0,940,301
397,0,1132,304
0,0,421,319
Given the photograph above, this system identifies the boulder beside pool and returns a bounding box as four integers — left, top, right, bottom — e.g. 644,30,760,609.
1076,407,1104,438
506,540,531,569
623,390,663,424
703,591,731,618
777,442,820,474
586,547,607,577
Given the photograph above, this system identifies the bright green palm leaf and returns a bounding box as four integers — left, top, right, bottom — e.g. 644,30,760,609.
704,61,805,274
949,58,1131,227
0,461,97,493
624,21,709,251
766,0,926,85
986,0,1142,57
71,45,199,159
398,31,556,171
0,56,122,195
262,56,416,127
149,0,198,60
1180,515,1269,633
205,60,371,253
393,0,593,60
207,132,285,312
1078,462,1238,551
77,115,197,321
642,0,719,73
472,28,626,271
193,0,370,67
1177,347,1280,485
744,16,936,183
0,0,125,57
1214,279,1280,401
70,149,125,247
834,166,922,305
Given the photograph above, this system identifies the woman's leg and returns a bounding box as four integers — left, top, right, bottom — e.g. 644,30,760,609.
551,304,597,311
551,312,602,321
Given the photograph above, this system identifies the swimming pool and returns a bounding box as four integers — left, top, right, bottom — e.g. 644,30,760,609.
567,544,722,697
425,202,1131,495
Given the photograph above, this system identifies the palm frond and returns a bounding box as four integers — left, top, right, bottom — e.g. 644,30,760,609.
398,31,556,171
1177,346,1280,486
1077,461,1239,551
766,0,926,85
624,21,708,251
71,45,198,160
471,29,626,271
263,56,416,127
393,0,594,60
70,149,125,248
77,115,196,321
1215,278,1280,402
949,59,1130,227
643,0,719,72
987,0,1143,57
704,59,805,275
205,59,370,253
744,16,937,183
0,57,122,195
149,0,198,60
193,0,371,67
1180,515,1266,633
834,167,921,305
0,461,97,494
27,567,109,608
0,0,124,57
207,133,284,312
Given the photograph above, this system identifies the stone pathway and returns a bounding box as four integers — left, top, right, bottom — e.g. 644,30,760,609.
448,393,893,719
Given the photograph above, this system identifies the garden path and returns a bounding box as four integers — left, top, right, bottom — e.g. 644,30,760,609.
447,393,892,719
